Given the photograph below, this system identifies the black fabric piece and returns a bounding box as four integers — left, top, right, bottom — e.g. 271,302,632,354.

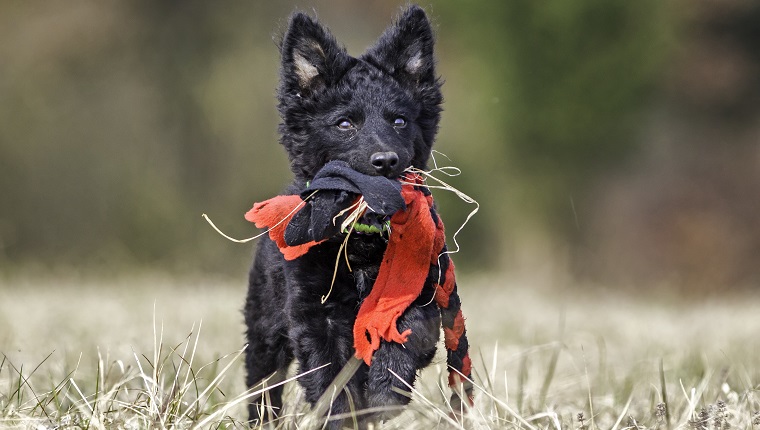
284,160,406,246
303,160,405,214
284,190,355,246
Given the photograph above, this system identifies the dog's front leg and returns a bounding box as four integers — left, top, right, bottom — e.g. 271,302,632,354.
284,255,368,427
365,295,441,418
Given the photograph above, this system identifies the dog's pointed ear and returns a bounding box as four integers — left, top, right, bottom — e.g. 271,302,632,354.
279,13,351,96
362,6,437,88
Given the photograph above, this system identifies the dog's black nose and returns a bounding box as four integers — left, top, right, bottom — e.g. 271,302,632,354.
370,151,399,176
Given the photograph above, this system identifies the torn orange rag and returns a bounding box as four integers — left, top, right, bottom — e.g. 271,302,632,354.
243,195,323,261
352,184,438,364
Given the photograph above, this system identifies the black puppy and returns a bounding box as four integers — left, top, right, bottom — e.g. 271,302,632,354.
244,6,468,427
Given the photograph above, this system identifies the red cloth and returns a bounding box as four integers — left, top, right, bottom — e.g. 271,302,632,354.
352,184,437,364
244,195,323,261
434,259,457,308
443,309,466,351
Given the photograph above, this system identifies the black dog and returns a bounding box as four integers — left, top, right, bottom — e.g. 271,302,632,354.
244,6,470,427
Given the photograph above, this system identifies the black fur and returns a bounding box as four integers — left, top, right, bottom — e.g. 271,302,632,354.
245,6,449,427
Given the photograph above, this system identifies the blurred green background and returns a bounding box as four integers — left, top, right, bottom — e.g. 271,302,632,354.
1,1,758,290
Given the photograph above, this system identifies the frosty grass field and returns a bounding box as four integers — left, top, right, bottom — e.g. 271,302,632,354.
1,273,759,429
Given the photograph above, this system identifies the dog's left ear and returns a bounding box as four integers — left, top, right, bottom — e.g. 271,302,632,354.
362,5,437,88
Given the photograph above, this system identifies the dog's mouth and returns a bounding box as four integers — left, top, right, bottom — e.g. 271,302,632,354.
339,168,420,237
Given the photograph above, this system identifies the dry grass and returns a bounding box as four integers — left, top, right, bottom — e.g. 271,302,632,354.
1,273,759,429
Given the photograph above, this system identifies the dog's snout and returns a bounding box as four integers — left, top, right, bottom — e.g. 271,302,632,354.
370,151,399,176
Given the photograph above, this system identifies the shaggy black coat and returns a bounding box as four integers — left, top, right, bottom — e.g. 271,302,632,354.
244,6,461,428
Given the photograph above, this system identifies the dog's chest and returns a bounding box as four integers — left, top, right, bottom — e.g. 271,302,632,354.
352,268,378,299
343,235,386,298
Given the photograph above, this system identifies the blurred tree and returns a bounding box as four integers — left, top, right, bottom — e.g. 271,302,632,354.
0,1,687,282
581,1,760,290
502,0,669,235
434,0,671,272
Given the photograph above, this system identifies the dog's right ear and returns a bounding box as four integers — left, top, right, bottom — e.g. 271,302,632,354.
279,13,351,96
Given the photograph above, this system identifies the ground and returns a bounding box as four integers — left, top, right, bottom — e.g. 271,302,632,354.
1,272,759,428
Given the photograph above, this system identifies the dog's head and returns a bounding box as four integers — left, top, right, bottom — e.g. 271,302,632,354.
276,6,442,181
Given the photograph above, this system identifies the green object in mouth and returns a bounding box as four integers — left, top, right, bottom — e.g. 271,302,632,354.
344,220,391,235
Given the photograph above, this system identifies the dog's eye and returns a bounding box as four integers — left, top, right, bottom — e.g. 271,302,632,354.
336,119,354,130
393,117,406,127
